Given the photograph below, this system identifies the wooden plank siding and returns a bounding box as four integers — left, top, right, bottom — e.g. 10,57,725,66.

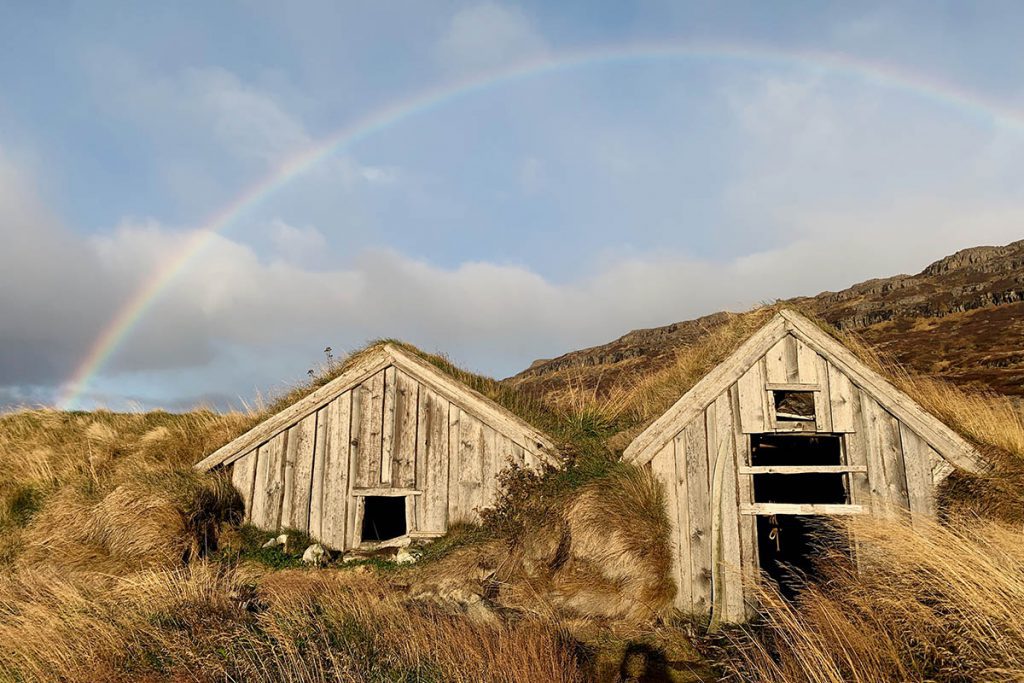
280,413,317,531
352,370,385,488
230,450,258,523
416,388,450,533
316,393,352,549
250,433,287,530
899,424,937,520
390,370,419,488
683,420,712,615
651,442,687,610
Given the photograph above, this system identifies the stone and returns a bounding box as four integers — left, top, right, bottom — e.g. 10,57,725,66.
302,543,327,565
261,533,288,550
395,547,416,564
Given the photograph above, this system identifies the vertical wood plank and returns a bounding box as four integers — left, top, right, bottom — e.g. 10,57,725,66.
320,392,352,549
230,450,258,523
651,441,687,611
843,387,872,507
828,363,857,433
711,392,745,623
479,429,502,510
794,338,818,384
812,352,834,432
416,389,450,533
380,366,397,485
765,336,799,383
737,360,768,433
352,370,385,488
899,424,936,520
390,370,419,488
685,419,712,615
729,384,758,618
308,407,329,539
350,496,365,547
672,431,693,611
250,433,287,530
280,412,317,531
456,414,485,519
862,393,910,511
446,408,465,522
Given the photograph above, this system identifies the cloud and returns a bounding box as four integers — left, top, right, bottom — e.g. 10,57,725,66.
266,219,329,265
0,151,118,388
435,2,548,74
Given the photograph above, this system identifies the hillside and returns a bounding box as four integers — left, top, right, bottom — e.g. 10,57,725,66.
510,239,1024,401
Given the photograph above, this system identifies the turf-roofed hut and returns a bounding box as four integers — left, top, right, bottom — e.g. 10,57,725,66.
195,343,557,550
623,309,984,625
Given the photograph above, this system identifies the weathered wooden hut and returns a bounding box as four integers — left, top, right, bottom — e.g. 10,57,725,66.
196,343,556,550
623,309,983,624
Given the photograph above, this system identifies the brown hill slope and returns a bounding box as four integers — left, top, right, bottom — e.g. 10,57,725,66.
510,239,1024,400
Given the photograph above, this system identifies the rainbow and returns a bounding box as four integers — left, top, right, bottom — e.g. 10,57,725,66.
56,42,1024,409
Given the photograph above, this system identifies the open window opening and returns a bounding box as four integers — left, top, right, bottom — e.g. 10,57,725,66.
360,496,407,543
773,390,816,423
750,434,852,597
751,434,848,505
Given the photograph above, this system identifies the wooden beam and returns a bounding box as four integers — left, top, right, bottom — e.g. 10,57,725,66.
779,310,983,474
351,487,423,497
740,503,866,515
625,315,789,464
739,465,867,475
764,382,821,392
194,348,392,471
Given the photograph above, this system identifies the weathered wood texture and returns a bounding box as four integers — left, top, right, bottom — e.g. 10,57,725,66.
230,450,258,523
636,310,974,625
218,356,550,550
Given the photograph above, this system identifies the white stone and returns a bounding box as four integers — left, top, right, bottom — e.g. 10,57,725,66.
261,533,289,550
302,543,327,565
395,547,416,564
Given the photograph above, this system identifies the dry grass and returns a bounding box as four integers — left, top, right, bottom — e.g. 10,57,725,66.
0,563,585,682
0,409,246,572
725,514,1024,682
2,309,1023,681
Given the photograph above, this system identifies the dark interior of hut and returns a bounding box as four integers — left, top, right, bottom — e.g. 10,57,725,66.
750,434,852,598
360,496,407,542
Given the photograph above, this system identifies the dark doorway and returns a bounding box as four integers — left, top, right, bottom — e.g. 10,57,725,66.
360,496,407,542
756,515,848,600
750,434,851,598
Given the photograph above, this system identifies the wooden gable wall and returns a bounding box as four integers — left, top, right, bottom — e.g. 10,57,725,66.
647,331,953,623
229,362,546,550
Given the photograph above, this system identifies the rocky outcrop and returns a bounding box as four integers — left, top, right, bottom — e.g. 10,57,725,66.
511,239,1024,398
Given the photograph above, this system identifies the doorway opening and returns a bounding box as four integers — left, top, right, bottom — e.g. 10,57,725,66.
750,434,851,597
360,496,407,542
756,515,848,600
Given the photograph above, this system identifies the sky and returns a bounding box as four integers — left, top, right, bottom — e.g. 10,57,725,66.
1,1,1022,411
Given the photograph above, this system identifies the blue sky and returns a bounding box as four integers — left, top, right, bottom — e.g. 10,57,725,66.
1,1,1022,410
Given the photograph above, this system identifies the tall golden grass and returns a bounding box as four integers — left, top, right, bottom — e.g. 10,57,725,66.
725,514,1024,682
0,564,585,682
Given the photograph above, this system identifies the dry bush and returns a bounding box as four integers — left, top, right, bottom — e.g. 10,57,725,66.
726,514,1024,682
